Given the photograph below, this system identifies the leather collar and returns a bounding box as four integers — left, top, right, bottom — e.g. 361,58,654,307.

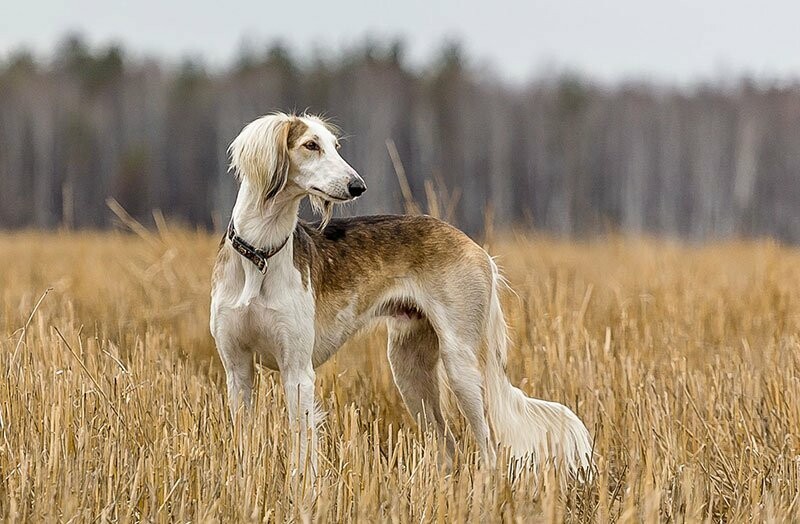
226,220,290,274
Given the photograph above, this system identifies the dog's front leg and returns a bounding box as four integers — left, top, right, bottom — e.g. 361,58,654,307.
279,357,319,483
213,327,255,422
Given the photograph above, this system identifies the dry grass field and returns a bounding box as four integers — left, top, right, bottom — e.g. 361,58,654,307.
1,224,799,522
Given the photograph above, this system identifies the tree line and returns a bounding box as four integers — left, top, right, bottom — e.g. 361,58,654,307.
2,35,799,241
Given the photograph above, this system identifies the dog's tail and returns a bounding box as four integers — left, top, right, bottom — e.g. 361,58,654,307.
483,258,593,475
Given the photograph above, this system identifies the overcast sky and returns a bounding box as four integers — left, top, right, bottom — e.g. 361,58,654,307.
2,0,799,84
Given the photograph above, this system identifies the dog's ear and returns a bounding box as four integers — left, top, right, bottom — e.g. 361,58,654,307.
228,114,292,200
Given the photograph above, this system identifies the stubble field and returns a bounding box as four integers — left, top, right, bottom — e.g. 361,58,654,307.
1,224,799,522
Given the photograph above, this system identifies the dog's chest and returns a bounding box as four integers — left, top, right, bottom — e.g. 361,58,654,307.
255,262,313,326
214,252,316,361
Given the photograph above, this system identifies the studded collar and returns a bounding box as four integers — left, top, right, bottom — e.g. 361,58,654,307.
226,220,290,274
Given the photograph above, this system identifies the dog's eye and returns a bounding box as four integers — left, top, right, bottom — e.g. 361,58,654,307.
304,141,320,151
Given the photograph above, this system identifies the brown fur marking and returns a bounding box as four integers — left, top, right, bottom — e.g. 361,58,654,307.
287,118,308,149
292,214,491,338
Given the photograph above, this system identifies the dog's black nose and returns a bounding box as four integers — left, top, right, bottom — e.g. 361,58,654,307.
348,178,367,197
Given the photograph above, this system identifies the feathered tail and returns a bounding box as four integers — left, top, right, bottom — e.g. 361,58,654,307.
483,259,593,475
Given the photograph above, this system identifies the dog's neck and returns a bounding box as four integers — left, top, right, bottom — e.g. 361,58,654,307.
230,179,301,252
230,180,303,305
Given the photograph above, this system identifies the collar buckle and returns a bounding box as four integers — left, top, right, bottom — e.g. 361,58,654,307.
256,256,268,275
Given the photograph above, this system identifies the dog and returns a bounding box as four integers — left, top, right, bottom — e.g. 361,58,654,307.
210,112,592,480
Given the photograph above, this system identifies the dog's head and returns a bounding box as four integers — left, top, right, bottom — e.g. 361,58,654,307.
228,112,365,224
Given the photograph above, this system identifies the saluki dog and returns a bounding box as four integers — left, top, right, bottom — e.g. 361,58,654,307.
210,112,592,480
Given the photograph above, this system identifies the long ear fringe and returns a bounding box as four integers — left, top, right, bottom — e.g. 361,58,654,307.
228,113,290,200
309,195,334,230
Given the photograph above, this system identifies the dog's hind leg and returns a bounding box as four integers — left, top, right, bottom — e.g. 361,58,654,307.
387,318,455,462
437,327,497,467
